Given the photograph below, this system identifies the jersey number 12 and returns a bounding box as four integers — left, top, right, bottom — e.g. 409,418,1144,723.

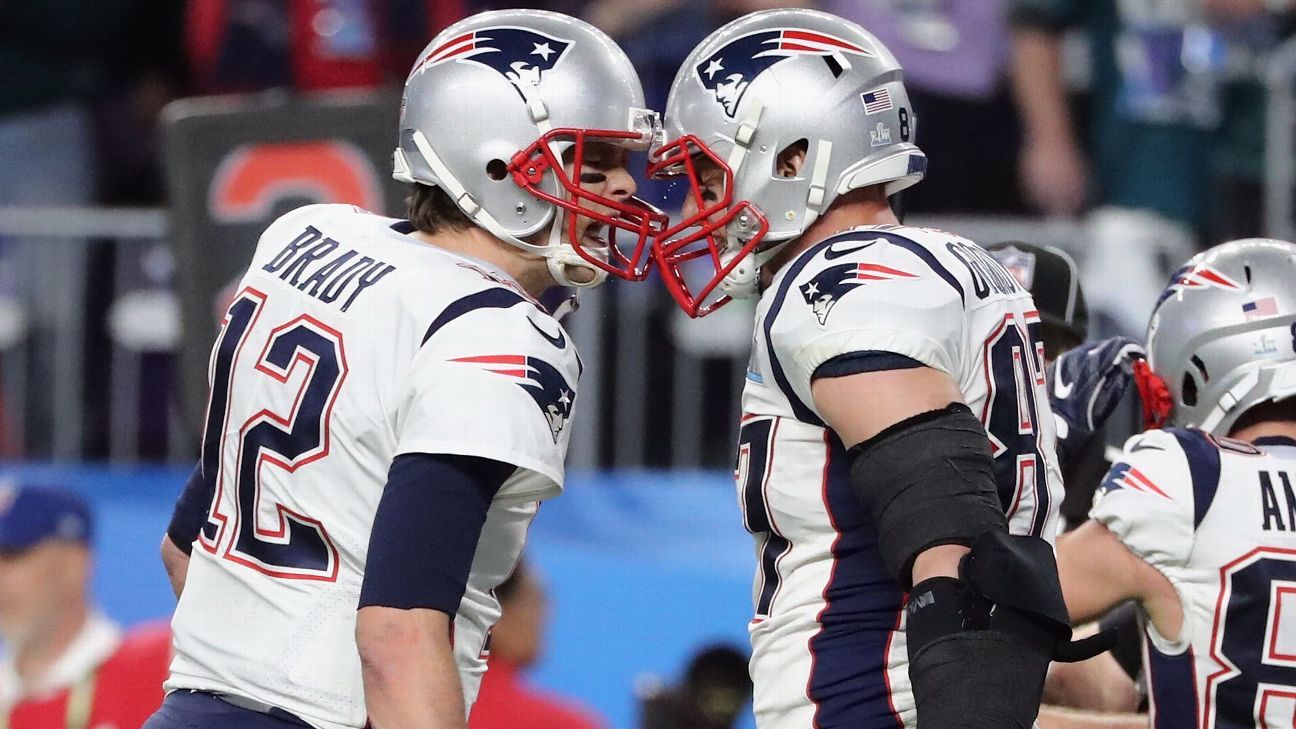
198,288,345,581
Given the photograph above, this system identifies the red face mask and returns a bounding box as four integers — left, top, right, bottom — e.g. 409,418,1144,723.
508,127,668,281
647,134,769,317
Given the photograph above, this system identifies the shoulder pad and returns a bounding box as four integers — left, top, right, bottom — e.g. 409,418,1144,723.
761,230,967,421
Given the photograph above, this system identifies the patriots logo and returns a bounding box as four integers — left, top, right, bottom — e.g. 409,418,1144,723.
695,29,874,117
409,27,572,98
1097,463,1173,501
453,355,575,443
799,262,918,325
1155,262,1243,308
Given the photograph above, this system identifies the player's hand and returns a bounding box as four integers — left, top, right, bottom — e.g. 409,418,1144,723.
1048,337,1145,463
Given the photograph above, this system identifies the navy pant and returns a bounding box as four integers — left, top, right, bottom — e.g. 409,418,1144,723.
143,690,314,729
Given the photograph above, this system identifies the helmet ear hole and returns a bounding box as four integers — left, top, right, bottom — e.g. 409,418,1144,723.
775,139,809,179
1182,372,1198,407
486,159,509,181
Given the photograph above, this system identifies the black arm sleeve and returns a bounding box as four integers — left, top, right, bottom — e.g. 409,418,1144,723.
167,462,213,555
848,403,1008,587
358,453,516,615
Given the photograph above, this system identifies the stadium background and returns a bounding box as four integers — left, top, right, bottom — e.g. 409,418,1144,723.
3,0,1296,726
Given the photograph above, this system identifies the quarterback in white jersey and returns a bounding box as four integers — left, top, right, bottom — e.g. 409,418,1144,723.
163,203,577,728
650,9,1101,728
148,10,665,729
1055,239,1296,729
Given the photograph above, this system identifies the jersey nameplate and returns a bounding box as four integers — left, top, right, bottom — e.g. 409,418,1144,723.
946,241,1021,300
262,226,397,312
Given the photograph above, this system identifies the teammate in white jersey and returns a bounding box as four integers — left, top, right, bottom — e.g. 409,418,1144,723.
648,9,1105,728
145,11,664,729
1054,239,1296,729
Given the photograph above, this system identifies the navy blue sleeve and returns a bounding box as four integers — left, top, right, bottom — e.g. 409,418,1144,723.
359,453,516,614
167,462,213,555
811,351,924,381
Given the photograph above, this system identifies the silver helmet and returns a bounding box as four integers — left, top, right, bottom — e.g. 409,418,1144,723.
1147,238,1296,434
393,10,666,287
648,8,926,316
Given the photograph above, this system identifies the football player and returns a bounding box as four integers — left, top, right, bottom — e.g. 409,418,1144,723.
1055,239,1296,728
648,8,1103,728
145,10,663,729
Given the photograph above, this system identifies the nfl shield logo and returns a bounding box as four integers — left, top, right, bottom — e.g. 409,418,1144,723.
988,245,1037,290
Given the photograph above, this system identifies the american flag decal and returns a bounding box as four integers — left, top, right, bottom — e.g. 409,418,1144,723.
1243,297,1279,319
861,88,893,115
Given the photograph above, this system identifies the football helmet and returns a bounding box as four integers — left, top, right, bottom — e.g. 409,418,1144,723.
393,10,667,287
648,8,926,316
1146,238,1296,434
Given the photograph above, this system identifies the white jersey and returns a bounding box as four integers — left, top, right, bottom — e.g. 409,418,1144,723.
1091,428,1296,729
739,225,1063,728
165,204,580,729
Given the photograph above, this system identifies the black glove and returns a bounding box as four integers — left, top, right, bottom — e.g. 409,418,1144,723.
1048,336,1145,463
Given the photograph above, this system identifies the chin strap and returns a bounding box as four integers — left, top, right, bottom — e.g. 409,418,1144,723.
410,130,540,250
718,100,839,301
544,210,607,288
1198,361,1296,434
725,97,763,179
715,97,767,300
719,242,790,300
1199,367,1262,434
802,138,834,228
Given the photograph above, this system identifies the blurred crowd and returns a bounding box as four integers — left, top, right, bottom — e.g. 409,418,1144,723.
2,0,1296,460
3,0,1289,218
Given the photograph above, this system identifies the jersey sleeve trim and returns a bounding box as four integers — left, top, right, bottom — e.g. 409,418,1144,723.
392,438,562,500
812,351,924,380
1166,427,1222,529
798,328,956,380
422,288,532,345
